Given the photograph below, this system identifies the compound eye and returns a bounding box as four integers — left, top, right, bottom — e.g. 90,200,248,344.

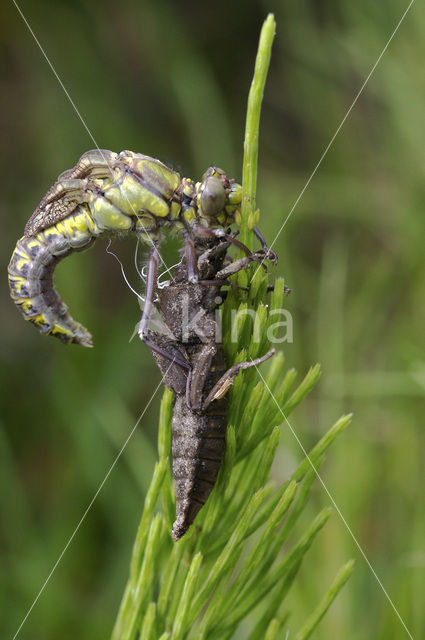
200,176,226,219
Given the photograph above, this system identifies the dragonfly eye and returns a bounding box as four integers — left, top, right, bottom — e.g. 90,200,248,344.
200,176,226,219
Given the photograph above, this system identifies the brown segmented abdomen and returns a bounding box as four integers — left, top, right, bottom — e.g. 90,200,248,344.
171,347,228,540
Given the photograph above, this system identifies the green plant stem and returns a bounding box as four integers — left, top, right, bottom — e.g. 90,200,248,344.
293,560,355,640
241,13,276,249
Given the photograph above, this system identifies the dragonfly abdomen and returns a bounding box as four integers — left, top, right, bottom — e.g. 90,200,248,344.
8,206,98,345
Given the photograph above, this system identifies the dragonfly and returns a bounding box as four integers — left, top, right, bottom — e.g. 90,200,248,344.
8,149,275,346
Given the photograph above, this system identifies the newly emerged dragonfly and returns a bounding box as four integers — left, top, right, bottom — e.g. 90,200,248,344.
8,149,274,347
8,149,277,539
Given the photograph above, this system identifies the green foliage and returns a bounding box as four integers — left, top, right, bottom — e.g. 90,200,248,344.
110,17,352,638
240,13,276,249
293,560,354,640
2,1,423,639
112,364,352,639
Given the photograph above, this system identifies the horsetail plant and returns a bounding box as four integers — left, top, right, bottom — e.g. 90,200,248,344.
111,14,353,639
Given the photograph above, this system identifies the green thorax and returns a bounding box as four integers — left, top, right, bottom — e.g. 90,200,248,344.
25,149,242,241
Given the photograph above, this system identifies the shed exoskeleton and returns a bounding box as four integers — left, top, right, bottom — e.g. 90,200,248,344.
145,238,275,539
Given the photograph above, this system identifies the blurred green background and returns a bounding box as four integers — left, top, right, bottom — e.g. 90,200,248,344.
1,1,424,638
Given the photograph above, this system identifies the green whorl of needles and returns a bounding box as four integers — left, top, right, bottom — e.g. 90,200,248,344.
111,14,353,640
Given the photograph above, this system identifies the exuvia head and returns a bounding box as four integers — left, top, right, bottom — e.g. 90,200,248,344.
197,166,242,226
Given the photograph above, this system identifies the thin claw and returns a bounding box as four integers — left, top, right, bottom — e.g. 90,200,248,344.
184,234,198,283
202,347,275,410
253,226,278,264
139,243,160,338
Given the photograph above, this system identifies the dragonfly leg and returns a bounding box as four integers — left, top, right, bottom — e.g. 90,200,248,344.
187,342,217,411
202,348,275,410
197,278,231,287
192,225,269,272
138,242,160,339
144,331,190,396
192,225,251,256
144,336,191,371
184,233,198,283
253,226,278,263
215,254,265,280
143,335,206,412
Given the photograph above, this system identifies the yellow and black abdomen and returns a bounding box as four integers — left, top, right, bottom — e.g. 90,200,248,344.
8,150,184,345
8,148,243,346
8,206,98,346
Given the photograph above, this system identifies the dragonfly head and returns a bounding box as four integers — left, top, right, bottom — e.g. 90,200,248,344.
197,167,242,227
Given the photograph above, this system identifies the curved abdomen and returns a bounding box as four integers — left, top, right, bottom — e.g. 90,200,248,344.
8,149,183,345
8,207,98,346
